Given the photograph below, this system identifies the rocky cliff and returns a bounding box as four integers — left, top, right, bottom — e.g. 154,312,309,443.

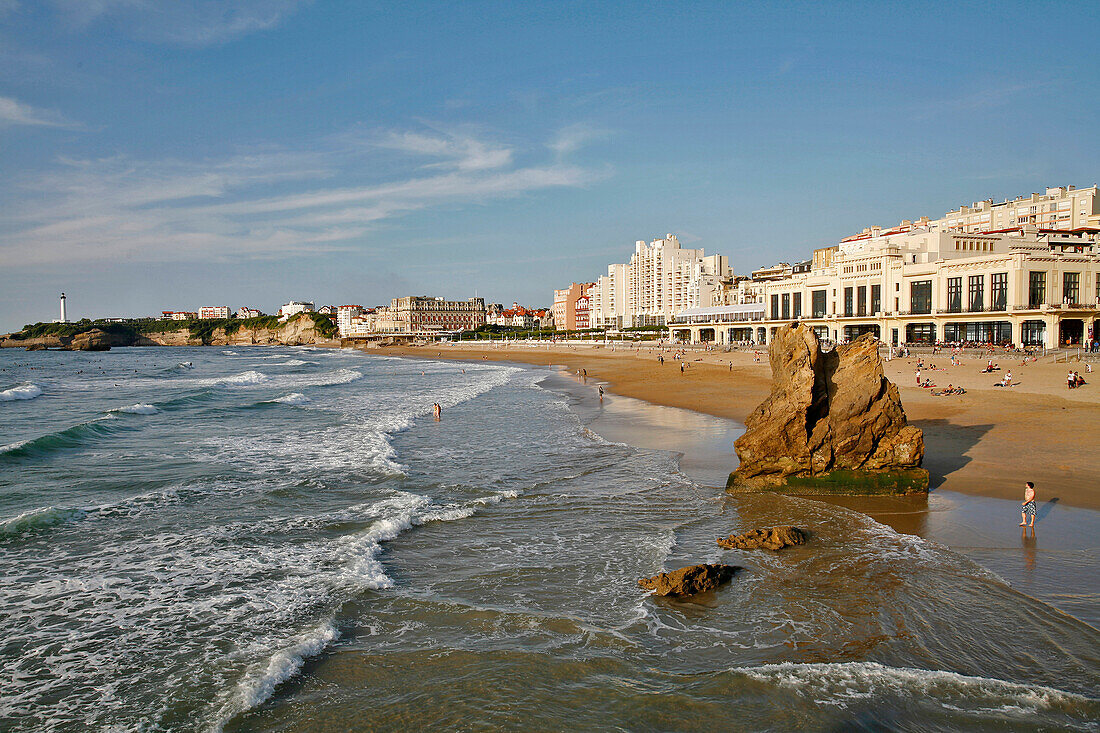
728,324,927,495
1,314,340,349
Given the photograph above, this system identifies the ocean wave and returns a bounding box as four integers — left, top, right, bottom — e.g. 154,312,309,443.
221,350,239,356
280,359,313,366
113,403,160,415
214,621,340,732
0,415,129,462
736,661,1094,712
0,506,87,537
272,393,310,406
0,384,42,401
217,370,268,386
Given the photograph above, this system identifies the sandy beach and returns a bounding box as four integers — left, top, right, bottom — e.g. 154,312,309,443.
383,341,1100,511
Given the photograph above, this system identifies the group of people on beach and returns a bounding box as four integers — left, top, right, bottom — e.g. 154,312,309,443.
1067,370,1087,389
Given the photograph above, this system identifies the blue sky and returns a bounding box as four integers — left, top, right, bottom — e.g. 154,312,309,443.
1,1,1098,330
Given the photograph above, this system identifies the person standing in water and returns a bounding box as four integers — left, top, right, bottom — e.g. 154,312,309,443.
1019,481,1036,527
432,403,441,421
598,385,604,402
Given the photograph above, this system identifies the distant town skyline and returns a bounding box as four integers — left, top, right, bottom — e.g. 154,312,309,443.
2,1,1099,331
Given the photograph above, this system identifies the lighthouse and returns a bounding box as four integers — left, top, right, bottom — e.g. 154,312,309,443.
60,292,68,323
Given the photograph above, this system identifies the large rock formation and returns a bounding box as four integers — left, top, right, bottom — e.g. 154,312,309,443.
66,329,112,351
729,324,927,495
638,563,740,597
717,526,807,551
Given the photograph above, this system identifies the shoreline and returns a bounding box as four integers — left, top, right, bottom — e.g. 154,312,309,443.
380,341,1100,511
538,362,1099,628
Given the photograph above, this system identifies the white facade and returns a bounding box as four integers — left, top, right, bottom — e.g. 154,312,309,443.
592,234,732,328
279,301,314,320
236,307,262,319
336,305,364,337
199,306,230,320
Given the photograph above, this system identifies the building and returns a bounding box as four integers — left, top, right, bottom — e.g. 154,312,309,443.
335,305,364,337
590,234,732,328
936,185,1099,234
162,311,198,321
372,296,486,334
553,282,595,331
317,305,336,315
198,306,231,320
279,301,314,321
670,224,1100,349
236,307,263,319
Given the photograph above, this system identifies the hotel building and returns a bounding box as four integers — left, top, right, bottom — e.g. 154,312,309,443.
590,234,732,328
553,282,596,331
372,296,486,334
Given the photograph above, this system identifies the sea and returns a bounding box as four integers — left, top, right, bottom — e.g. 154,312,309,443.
1,346,1097,732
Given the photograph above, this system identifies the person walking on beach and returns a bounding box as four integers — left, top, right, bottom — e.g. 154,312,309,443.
1019,481,1036,527
598,385,604,402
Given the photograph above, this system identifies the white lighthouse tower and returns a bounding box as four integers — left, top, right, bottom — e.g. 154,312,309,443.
60,292,68,323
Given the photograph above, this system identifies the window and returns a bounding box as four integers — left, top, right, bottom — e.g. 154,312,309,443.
781,293,791,320
793,292,802,318
968,275,984,312
857,286,867,316
1063,272,1080,304
905,323,936,344
1021,320,1046,346
946,277,962,313
871,284,881,314
811,290,826,318
844,287,854,317
943,321,1011,344
990,272,1007,310
1028,272,1046,308
770,294,779,320
910,280,932,314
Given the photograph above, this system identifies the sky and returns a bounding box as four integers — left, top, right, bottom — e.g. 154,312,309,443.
1,0,1099,330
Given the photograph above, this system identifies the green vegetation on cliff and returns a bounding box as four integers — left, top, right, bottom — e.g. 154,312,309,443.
10,312,337,345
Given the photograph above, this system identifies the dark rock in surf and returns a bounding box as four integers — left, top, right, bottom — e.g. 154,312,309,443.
638,563,739,597
717,525,807,551
728,323,927,495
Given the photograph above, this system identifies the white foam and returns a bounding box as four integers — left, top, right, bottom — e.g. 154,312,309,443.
280,359,312,366
737,661,1089,710
114,403,159,415
218,370,268,386
272,393,310,406
0,384,42,401
221,350,239,356
214,621,339,732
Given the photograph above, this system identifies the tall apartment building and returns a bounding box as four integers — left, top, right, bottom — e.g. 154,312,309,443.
590,234,732,328
553,282,595,331
373,296,486,333
198,306,230,319
336,305,364,337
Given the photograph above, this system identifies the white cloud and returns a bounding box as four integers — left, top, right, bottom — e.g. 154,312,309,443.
0,131,602,267
0,95,77,128
376,131,515,171
45,0,307,46
548,123,605,158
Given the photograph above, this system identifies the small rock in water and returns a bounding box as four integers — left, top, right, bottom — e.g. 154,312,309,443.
638,563,739,597
717,525,807,551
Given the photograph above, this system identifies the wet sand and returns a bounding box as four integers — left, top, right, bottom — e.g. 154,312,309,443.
385,341,1100,511
542,367,1100,628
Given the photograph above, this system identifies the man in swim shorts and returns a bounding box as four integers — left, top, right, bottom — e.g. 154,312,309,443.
1020,481,1036,527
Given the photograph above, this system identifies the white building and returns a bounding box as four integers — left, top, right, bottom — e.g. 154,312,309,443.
279,301,314,321
591,234,732,328
336,305,364,337
199,306,230,320
236,307,262,319
670,225,1100,349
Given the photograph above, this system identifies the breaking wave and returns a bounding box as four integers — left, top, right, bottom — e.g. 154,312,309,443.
113,403,159,415
272,393,310,406
0,506,87,537
0,384,42,401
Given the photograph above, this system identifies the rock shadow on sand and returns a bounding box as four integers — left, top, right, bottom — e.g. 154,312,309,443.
908,419,993,490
